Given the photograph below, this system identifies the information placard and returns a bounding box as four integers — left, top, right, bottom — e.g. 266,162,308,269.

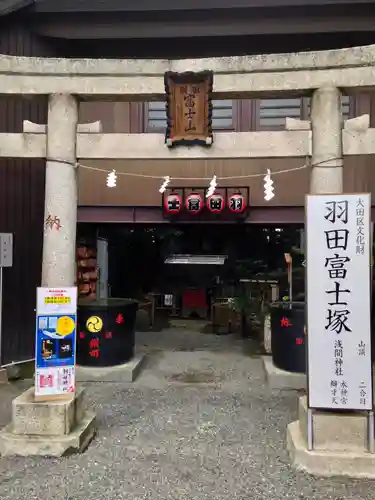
35,287,77,400
306,194,372,410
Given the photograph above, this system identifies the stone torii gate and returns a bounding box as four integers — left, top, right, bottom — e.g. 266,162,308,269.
1,45,375,287
1,43,375,471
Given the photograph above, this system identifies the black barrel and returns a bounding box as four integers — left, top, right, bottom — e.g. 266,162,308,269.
270,302,306,373
77,298,138,367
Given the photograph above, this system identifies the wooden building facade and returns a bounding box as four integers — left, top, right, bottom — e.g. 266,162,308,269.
1,0,375,363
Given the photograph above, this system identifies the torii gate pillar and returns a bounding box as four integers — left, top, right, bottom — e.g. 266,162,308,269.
310,87,343,194
42,93,78,287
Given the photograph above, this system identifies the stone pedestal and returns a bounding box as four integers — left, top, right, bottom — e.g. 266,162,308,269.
76,353,146,383
0,386,96,457
262,356,306,390
287,396,375,478
263,315,271,354
0,369,8,384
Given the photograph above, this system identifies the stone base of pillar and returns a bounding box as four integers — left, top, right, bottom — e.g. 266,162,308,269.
287,396,375,478
75,353,146,383
0,369,8,384
262,356,306,390
0,386,96,457
263,315,272,354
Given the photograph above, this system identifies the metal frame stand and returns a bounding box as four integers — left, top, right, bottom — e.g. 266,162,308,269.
307,407,314,451
367,410,375,453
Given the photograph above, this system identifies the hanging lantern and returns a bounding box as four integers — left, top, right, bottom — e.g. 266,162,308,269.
164,193,182,214
185,193,203,214
228,193,246,213
206,193,225,213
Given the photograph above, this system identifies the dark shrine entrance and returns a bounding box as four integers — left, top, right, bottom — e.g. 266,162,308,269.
77,223,304,335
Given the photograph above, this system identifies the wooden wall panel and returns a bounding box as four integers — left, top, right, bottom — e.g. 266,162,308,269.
0,21,53,364
78,158,309,207
78,92,374,210
78,154,375,210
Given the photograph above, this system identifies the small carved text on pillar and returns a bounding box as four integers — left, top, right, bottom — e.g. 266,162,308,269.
164,70,213,147
45,214,62,231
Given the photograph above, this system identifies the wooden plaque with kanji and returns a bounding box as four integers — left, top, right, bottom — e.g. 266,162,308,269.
164,71,213,147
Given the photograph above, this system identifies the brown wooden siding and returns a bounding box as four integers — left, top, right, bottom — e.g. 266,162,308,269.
141,96,353,133
78,93,374,209
78,154,375,208
0,22,53,364
78,158,309,207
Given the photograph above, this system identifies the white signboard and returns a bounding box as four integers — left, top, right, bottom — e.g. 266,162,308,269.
306,194,373,410
35,287,77,400
37,287,77,316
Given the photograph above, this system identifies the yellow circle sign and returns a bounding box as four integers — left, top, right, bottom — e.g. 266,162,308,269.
56,316,75,336
86,316,103,333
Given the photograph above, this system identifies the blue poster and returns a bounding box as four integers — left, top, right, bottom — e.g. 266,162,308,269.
35,314,76,369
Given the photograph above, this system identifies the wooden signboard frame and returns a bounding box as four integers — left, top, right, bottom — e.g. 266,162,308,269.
164,70,213,147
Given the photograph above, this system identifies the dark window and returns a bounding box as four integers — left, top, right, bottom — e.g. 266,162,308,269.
211,100,234,130
257,98,302,130
306,95,351,121
147,101,166,131
256,95,352,130
145,99,234,132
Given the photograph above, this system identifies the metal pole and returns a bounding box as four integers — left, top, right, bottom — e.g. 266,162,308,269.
307,407,314,451
2,357,35,368
289,264,293,310
151,294,155,327
368,411,375,453
0,266,3,365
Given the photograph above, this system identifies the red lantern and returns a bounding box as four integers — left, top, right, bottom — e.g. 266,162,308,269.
185,193,203,214
164,193,182,214
228,193,246,213
206,193,225,213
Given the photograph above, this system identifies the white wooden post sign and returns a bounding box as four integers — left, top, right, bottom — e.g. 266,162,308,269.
306,194,373,410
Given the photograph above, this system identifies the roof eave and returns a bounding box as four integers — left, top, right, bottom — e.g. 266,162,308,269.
0,0,34,16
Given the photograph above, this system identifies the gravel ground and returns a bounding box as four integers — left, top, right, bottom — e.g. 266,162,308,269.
1,327,375,500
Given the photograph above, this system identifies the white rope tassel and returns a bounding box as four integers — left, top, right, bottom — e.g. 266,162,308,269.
264,169,275,201
206,175,217,198
106,170,117,188
159,176,171,194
